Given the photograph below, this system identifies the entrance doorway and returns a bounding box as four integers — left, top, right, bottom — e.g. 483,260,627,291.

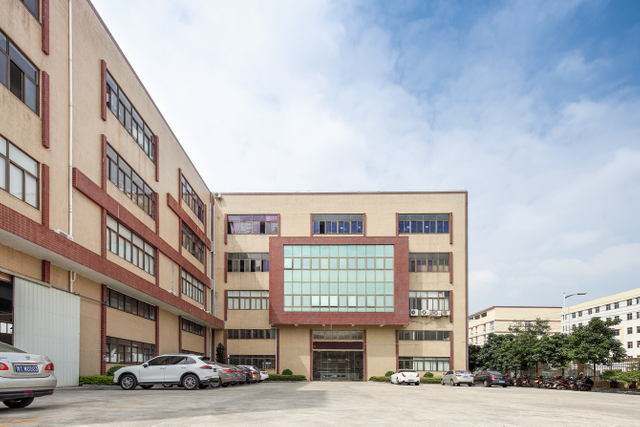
312,350,363,381
0,279,13,345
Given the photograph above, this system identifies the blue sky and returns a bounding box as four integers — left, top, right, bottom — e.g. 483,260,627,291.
91,0,640,314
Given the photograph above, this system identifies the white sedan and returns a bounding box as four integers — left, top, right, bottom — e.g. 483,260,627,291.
390,369,420,386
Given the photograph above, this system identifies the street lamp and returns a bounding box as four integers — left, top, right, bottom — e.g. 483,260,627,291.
563,292,587,332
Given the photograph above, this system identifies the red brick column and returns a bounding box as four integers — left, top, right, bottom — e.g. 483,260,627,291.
41,72,50,148
41,164,49,228
41,260,50,283
100,284,107,375
41,0,49,55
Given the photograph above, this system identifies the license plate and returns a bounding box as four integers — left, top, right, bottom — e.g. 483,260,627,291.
499,380,504,383
16,365,39,373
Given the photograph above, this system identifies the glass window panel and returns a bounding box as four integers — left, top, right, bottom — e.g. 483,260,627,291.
24,174,37,207
9,43,37,81
9,144,38,176
9,164,23,200
24,79,37,112
0,157,6,189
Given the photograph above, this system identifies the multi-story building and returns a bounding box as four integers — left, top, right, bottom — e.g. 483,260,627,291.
0,0,222,385
563,289,640,359
213,192,468,380
468,306,561,346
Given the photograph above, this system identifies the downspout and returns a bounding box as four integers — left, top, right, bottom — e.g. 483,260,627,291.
68,0,74,239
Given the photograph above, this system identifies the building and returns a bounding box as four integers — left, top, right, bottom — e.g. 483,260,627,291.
213,192,468,380
563,289,640,359
0,0,222,385
468,306,561,346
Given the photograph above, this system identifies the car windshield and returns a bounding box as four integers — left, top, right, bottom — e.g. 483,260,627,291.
488,371,502,376
0,342,26,354
397,369,416,373
456,370,470,374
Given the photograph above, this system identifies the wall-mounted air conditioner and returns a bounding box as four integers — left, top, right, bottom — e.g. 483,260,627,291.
442,310,450,316
433,311,442,317
421,309,430,317
410,309,420,317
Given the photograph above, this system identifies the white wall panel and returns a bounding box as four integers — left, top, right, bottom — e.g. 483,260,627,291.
14,278,80,387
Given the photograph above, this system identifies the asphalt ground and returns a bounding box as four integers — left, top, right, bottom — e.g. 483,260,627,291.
0,381,637,426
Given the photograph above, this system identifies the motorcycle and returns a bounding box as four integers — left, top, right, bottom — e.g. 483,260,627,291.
515,374,532,387
554,376,570,390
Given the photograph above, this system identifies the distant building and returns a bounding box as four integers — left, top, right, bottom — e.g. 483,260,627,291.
563,289,640,358
468,306,561,346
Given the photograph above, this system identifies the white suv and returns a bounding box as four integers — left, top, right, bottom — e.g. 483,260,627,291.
113,354,218,390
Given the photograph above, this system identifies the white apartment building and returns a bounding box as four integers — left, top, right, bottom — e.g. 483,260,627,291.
469,306,561,346
563,288,640,359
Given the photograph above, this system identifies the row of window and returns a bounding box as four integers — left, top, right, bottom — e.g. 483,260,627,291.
398,214,450,234
0,29,38,113
409,253,449,272
106,144,155,218
628,341,640,349
181,175,205,223
106,288,155,321
105,337,155,365
312,330,364,341
398,357,450,372
567,298,640,319
227,329,277,339
398,330,451,341
626,326,640,335
227,215,279,235
182,319,204,336
409,291,450,311
182,223,205,263
227,291,269,310
181,270,205,304
227,355,274,370
0,135,38,207
313,214,363,234
107,216,156,275
227,253,270,273
106,71,155,162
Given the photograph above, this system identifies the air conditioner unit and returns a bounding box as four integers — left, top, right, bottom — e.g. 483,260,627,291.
410,309,420,317
442,310,450,316
421,309,430,317
213,192,222,198
433,311,442,317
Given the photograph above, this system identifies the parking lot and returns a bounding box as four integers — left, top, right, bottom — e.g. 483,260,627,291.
0,382,638,426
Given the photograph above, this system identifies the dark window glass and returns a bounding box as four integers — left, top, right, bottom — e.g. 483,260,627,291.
21,0,39,18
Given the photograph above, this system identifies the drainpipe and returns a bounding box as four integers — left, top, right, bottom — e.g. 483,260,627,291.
68,0,74,239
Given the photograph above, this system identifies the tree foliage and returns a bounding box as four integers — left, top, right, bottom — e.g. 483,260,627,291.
468,344,482,372
215,342,225,364
568,317,626,365
508,318,551,371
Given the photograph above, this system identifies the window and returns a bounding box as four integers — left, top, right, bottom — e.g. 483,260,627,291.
182,319,204,336
283,244,394,312
606,304,611,311
588,308,592,315
578,311,582,317
409,253,449,272
628,327,633,334
313,214,363,234
181,270,205,304
628,342,633,349
595,307,600,313
227,291,269,310
227,253,269,272
107,288,155,321
490,321,495,331
106,144,155,218
614,302,620,309
0,135,38,207
615,315,620,320
182,223,205,264
181,175,205,223
313,330,363,340
572,313,576,319
0,30,38,113
409,291,450,311
227,355,274,370
227,215,278,235
105,72,155,161
628,299,633,306
481,312,487,318
106,216,155,275
398,357,450,372
105,337,154,365
227,329,276,340
398,214,449,234
628,313,633,320
637,326,640,334
20,0,38,18
398,330,450,341
614,329,620,336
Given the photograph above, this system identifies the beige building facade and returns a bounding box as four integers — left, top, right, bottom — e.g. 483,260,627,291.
0,0,221,385
468,306,562,346
214,192,468,380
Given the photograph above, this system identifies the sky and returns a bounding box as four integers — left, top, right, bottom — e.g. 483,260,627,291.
90,0,640,315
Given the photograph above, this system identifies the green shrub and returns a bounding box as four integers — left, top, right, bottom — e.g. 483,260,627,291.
282,369,293,375
265,374,306,381
423,372,434,378
79,375,115,385
384,371,394,377
105,365,125,377
369,376,391,382
421,376,441,383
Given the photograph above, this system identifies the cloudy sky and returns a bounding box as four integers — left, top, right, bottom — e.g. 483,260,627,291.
90,0,640,314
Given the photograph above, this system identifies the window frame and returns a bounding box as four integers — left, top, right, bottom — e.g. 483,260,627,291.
227,214,278,235
106,215,155,275
181,270,205,304
105,336,155,365
0,30,39,113
106,288,155,321
0,135,39,208
227,290,269,310
106,144,155,218
227,253,270,273
409,253,450,272
181,175,205,223
182,318,205,336
19,0,39,19
312,214,363,235
398,214,449,235
182,222,205,264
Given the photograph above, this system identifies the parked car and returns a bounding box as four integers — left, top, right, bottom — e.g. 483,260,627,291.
113,354,218,390
209,363,236,387
239,365,260,383
441,370,474,386
229,365,247,385
473,370,509,388
238,366,254,384
390,369,420,386
259,369,269,381
0,342,57,408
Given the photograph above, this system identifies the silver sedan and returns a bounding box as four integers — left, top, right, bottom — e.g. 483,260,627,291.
441,370,474,386
0,342,57,408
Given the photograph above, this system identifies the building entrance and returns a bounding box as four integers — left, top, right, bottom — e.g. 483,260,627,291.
312,350,363,381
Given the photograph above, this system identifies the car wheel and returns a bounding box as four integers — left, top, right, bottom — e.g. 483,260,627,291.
450,380,454,386
468,384,473,387
120,374,137,390
182,374,199,390
162,384,173,388
140,385,153,390
210,379,221,388
441,380,445,386
198,383,209,389
484,380,490,388
3,398,34,409
415,382,420,386
221,382,229,387
502,385,507,388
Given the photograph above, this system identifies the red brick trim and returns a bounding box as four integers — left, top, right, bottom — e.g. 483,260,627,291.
363,212,366,237
41,0,49,55
0,200,223,328
101,284,107,375
450,330,454,369
178,315,183,352
223,329,227,363
395,329,399,370
41,71,49,148
224,214,228,245
101,208,107,257
41,260,50,283
224,252,227,283
73,168,210,286
101,135,107,189
363,329,367,381
309,329,313,381
449,252,453,284
449,290,453,324
154,136,159,182
269,236,410,325
310,214,313,237
277,214,281,237
449,212,453,245
167,194,211,249
395,213,398,237
100,60,107,121
41,164,49,228
154,192,159,235
224,290,228,321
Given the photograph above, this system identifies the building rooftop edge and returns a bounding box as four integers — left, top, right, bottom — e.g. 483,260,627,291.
468,306,562,318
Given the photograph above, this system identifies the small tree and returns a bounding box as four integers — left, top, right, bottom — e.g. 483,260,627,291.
468,344,482,372
569,317,627,377
508,318,551,373
535,333,571,375
477,334,517,373
215,342,225,364
282,368,293,375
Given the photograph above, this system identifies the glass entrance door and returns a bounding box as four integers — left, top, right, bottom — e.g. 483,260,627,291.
312,351,364,381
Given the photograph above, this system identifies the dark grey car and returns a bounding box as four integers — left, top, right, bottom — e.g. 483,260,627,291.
473,370,509,388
